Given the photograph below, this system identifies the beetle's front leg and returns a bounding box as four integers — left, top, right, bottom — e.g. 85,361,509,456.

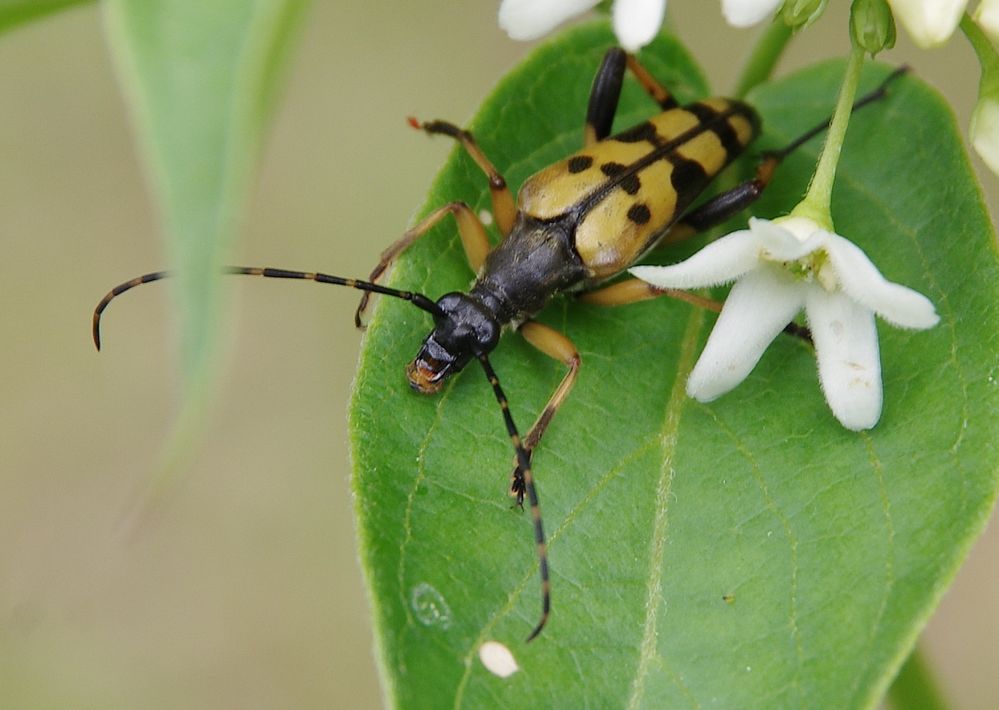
408,119,517,236
354,202,492,327
509,320,580,504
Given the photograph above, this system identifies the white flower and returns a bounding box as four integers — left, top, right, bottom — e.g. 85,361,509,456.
498,0,782,48
970,95,999,174
721,0,783,27
886,0,970,47
498,0,666,50
975,0,999,46
630,217,939,430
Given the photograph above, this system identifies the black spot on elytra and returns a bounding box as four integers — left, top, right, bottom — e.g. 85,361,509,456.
627,203,652,225
670,158,708,206
567,155,593,173
600,162,626,177
619,173,641,195
614,121,660,144
687,102,743,157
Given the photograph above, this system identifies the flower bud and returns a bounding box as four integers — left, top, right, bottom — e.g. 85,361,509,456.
851,0,896,54
781,0,829,29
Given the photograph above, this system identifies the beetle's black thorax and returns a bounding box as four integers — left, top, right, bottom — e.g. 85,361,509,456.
471,213,588,324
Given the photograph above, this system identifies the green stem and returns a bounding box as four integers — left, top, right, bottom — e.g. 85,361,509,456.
886,645,948,710
733,20,794,98
791,43,866,229
961,12,999,96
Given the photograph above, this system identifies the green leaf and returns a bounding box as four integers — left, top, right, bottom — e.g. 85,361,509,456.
0,0,92,36
103,0,309,392
350,24,999,707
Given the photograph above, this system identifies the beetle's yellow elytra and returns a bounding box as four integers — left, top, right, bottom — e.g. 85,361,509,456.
518,99,758,280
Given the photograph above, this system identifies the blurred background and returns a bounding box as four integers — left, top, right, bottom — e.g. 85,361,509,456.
1,2,996,707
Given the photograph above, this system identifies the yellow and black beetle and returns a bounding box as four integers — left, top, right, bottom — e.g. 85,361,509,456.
93,48,900,640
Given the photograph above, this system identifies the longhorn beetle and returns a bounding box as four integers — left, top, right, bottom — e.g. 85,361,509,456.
93,49,903,641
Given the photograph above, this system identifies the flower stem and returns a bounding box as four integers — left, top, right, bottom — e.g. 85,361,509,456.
961,12,999,96
733,20,794,98
886,645,949,710
792,43,867,229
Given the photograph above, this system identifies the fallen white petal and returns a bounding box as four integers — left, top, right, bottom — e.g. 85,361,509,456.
687,266,805,402
721,0,783,27
479,641,520,678
824,234,939,329
887,0,969,47
498,0,600,40
613,0,667,50
630,229,761,289
806,288,882,430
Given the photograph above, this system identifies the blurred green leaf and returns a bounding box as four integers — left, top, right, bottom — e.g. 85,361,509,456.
0,0,92,36
350,23,999,707
103,0,309,393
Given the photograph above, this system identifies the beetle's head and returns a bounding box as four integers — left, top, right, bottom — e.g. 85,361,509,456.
406,292,500,394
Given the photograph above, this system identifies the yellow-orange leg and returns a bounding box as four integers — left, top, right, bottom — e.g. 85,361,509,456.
509,320,581,499
409,118,517,237
625,54,678,110
355,201,490,327
580,278,812,342
578,278,723,311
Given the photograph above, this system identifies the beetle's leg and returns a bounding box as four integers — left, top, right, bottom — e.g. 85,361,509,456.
663,153,783,243
355,201,490,327
585,48,626,146
509,321,580,500
667,67,910,243
579,278,812,343
578,279,722,311
585,48,678,147
409,119,516,237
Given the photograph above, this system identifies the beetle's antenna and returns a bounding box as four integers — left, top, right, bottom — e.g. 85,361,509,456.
92,266,442,351
768,65,909,161
477,353,550,642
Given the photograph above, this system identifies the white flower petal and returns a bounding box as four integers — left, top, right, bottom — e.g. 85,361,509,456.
971,96,999,176
751,216,827,262
613,0,667,50
721,0,783,27
976,0,999,44
498,0,600,40
629,229,762,289
887,0,969,47
806,288,882,430
824,234,939,329
687,266,806,401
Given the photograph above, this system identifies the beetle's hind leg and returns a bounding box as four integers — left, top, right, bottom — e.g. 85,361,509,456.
665,66,910,244
585,48,678,147
509,321,580,503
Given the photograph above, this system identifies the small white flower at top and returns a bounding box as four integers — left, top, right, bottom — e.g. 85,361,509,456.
499,0,667,50
722,0,783,27
498,0,782,51
630,216,939,430
886,0,970,47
